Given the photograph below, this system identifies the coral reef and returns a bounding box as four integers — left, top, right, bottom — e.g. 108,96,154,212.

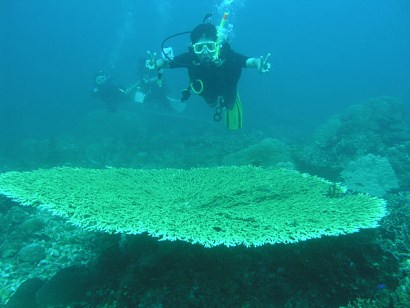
0,166,386,248
344,192,410,307
222,137,294,168
295,97,410,188
341,154,399,196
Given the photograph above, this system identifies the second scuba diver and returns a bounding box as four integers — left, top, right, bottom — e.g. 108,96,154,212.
146,13,271,129
92,70,184,113
93,71,129,112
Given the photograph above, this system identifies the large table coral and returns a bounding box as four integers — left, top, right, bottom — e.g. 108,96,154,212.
0,166,386,248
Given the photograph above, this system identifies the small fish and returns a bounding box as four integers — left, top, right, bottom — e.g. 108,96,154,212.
376,283,386,290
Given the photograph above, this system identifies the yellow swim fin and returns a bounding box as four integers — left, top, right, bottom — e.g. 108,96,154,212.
225,92,243,130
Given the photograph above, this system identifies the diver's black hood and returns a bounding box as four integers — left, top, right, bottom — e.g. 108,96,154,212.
190,23,217,43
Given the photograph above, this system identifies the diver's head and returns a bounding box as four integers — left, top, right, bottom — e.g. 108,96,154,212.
190,23,218,63
95,71,108,85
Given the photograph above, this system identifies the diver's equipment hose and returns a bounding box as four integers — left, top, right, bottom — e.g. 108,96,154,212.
159,32,190,86
190,79,204,94
161,31,192,61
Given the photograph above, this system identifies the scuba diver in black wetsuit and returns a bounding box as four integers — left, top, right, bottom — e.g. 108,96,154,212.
92,71,130,112
146,12,270,129
92,70,184,113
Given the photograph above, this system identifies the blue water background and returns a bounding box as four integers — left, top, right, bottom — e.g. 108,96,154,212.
1,0,409,145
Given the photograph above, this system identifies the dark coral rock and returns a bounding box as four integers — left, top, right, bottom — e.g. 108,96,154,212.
17,243,46,263
35,266,97,307
5,278,44,308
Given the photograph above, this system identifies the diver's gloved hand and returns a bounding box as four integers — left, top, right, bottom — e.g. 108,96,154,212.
258,53,271,73
145,51,158,70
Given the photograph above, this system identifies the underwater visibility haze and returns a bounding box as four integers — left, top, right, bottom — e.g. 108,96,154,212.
0,0,409,306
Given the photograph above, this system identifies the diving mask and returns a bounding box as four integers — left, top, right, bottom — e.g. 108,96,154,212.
193,41,217,54
95,75,108,84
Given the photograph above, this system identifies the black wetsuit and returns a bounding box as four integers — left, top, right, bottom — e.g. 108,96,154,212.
93,77,127,111
169,43,248,109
